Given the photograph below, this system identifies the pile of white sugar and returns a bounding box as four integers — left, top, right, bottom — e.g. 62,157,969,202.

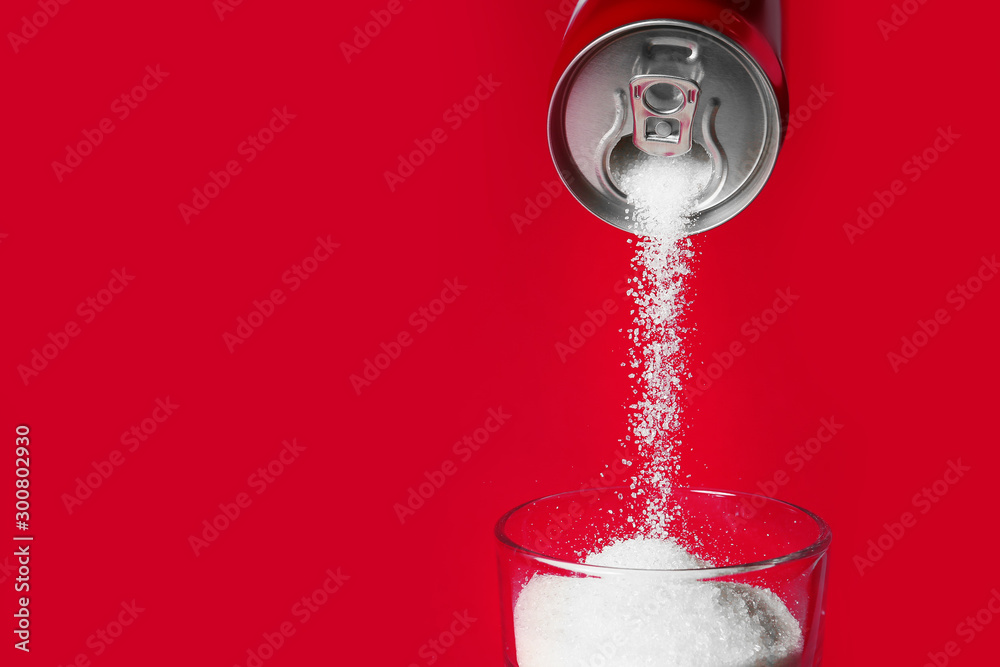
617,153,713,533
514,537,803,667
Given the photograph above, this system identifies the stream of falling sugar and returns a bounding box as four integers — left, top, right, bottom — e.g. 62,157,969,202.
617,153,712,534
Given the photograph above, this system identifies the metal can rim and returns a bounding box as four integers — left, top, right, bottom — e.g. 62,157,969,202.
547,19,783,236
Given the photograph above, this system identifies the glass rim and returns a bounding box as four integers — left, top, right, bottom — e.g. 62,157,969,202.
494,486,832,578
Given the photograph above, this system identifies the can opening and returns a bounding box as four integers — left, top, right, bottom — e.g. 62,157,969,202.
608,135,714,203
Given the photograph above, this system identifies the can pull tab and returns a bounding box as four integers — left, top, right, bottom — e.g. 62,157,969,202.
629,75,700,157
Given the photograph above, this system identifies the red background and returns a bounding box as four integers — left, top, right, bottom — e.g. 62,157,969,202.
3,0,998,665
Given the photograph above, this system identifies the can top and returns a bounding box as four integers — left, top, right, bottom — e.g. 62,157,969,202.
548,20,782,235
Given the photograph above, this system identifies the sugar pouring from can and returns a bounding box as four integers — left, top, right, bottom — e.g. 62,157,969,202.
548,0,788,234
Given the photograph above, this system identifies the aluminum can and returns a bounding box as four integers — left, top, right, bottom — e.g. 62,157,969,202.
548,0,788,234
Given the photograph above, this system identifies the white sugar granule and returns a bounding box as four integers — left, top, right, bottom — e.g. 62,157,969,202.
616,153,713,534
513,537,803,667
618,153,712,238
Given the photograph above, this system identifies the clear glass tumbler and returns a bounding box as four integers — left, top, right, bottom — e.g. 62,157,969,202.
495,487,831,667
